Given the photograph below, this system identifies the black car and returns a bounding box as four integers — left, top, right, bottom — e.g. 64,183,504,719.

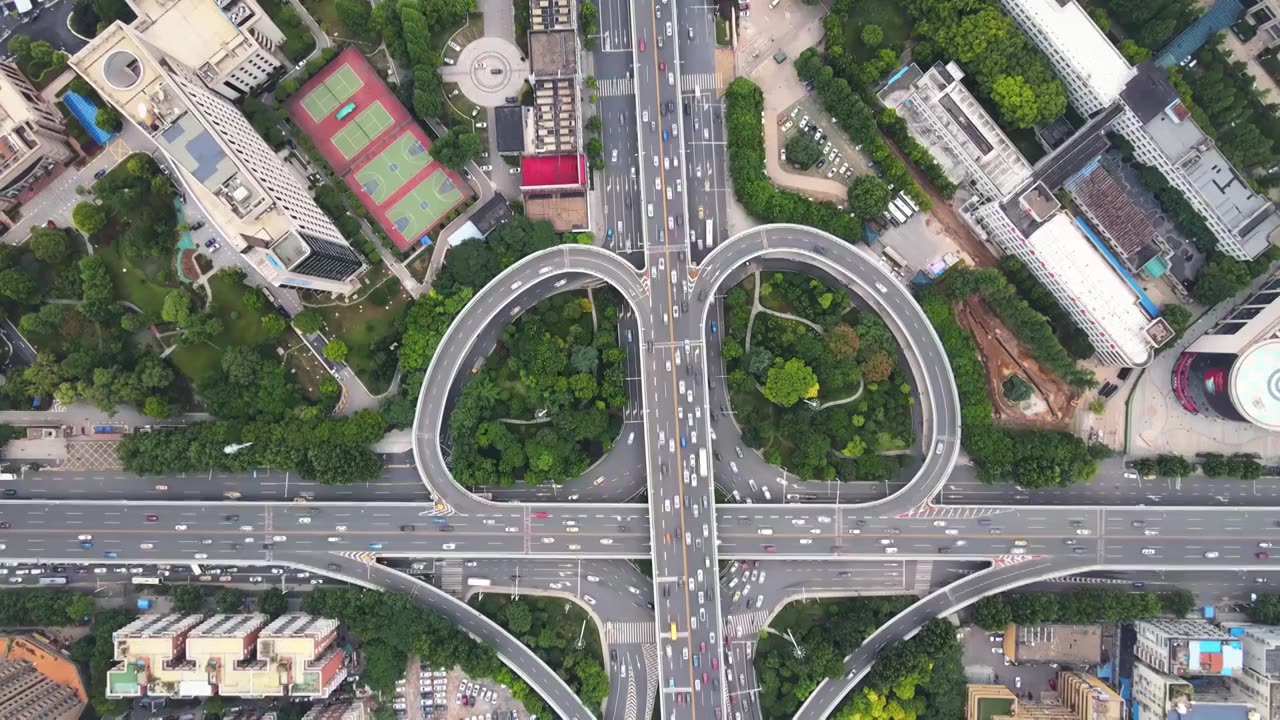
2,489,15,497
190,221,205,231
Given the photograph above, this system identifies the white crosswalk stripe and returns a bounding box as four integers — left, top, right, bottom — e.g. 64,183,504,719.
599,78,635,97
608,621,657,645
333,550,377,565
896,503,1005,519
642,643,658,720
1048,575,1129,585
679,72,721,93
725,609,769,635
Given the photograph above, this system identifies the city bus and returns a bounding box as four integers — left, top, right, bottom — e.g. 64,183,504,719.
131,577,162,586
898,192,921,214
882,246,908,271
890,197,915,221
886,203,909,226
705,219,714,248
698,449,708,478
37,577,67,585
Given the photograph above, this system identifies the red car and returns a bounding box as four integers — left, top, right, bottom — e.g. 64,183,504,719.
639,37,646,52
0,522,9,529
45,220,55,228
1258,552,1271,560
703,672,708,684
712,657,718,670
145,514,158,522
659,60,665,72
763,544,776,552
533,511,550,519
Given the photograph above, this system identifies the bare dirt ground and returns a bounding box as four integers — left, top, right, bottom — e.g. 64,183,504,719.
955,295,1078,430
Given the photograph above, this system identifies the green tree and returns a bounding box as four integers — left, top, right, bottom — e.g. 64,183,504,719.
29,227,70,265
0,267,39,304
324,338,349,362
1161,589,1196,618
506,601,533,634
846,175,893,220
260,313,287,338
72,202,107,235
95,106,123,133
334,0,371,33
293,308,324,334
432,128,485,170
990,75,1040,129
412,65,445,120
785,133,822,170
860,24,883,48
1118,39,1151,64
1162,304,1192,340
762,358,819,407
142,396,172,418
66,594,96,622
172,585,206,614
1194,255,1252,305
256,588,288,618
213,589,243,613
161,288,193,326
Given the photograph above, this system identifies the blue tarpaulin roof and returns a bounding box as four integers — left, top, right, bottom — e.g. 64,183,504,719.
1074,217,1162,318
62,91,118,146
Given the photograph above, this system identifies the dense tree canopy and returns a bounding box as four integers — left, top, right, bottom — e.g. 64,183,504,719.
432,128,485,170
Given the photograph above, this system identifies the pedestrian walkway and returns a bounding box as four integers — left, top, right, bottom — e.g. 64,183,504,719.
725,609,769,635
598,78,634,97
679,72,722,94
607,621,657,645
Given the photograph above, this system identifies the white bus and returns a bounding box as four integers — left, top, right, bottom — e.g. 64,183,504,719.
698,449,708,478
886,203,909,226
466,578,492,587
898,192,920,214
891,197,915,220
705,219,715,248
131,577,162,586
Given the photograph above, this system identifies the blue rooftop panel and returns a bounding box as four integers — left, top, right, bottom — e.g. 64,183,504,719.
1073,216,1162,318
62,91,117,146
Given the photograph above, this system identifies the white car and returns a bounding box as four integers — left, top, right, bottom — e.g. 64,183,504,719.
77,534,93,541
1141,548,1156,556
1205,551,1220,558
541,537,556,544
442,543,456,550
271,535,287,542
174,524,188,531
327,536,342,542
298,517,311,524
194,553,208,559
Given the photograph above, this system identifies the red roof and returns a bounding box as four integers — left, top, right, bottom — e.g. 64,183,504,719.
521,154,587,188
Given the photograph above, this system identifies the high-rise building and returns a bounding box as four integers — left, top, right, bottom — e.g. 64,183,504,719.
1056,670,1123,720
0,60,77,212
970,184,1173,366
999,0,1280,261
106,614,346,700
1134,620,1244,676
120,0,286,100
302,699,369,720
877,62,1033,201
70,20,365,294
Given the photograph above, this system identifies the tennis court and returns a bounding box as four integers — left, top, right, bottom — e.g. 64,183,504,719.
332,101,394,160
354,132,433,204
299,63,363,122
387,169,464,242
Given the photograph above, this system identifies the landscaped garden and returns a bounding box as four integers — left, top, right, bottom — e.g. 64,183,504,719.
721,272,916,482
312,272,412,395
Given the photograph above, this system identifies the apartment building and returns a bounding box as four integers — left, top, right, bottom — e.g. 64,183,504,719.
122,0,286,99
0,59,77,212
998,0,1280,261
0,657,84,720
71,21,365,294
1056,670,1123,720
302,699,369,720
877,61,1032,201
970,182,1172,366
106,613,346,700
1135,620,1244,676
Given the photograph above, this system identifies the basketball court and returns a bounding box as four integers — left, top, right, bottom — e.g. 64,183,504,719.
285,47,472,251
299,64,363,122
331,101,394,160
387,169,464,243
354,132,433,204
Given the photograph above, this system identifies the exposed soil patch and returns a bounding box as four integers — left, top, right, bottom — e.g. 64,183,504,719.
179,249,201,282
954,294,1078,430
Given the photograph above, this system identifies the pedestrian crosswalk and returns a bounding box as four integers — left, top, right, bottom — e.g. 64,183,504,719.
599,78,634,97
911,560,933,594
608,621,657,645
726,609,770,635
896,503,1006,520
1048,575,1128,585
680,72,722,94
641,643,658,720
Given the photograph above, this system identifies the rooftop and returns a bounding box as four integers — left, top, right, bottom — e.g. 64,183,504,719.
469,193,513,235
128,0,270,81
1006,0,1135,107
529,29,577,78
494,105,525,154
1229,339,1280,431
521,153,586,187
1008,212,1161,364
1064,158,1164,272
524,190,587,231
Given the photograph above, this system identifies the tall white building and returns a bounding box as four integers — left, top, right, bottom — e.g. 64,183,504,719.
971,181,1172,367
71,19,364,294
877,61,1032,201
0,60,77,212
1134,620,1244,676
1000,0,1280,261
122,0,286,99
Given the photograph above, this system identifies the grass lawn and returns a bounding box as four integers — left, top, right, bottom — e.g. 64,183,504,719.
282,330,330,401
317,276,411,394
93,242,176,319
841,0,913,63
169,272,277,382
977,698,1015,720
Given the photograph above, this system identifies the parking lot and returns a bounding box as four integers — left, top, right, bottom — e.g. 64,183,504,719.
394,662,529,720
774,94,873,188
957,626,1067,704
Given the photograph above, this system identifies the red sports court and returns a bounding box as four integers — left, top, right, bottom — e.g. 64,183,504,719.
285,47,470,251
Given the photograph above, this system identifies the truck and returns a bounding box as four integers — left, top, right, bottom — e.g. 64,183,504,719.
137,599,153,610
466,578,492,587
698,449,708,478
